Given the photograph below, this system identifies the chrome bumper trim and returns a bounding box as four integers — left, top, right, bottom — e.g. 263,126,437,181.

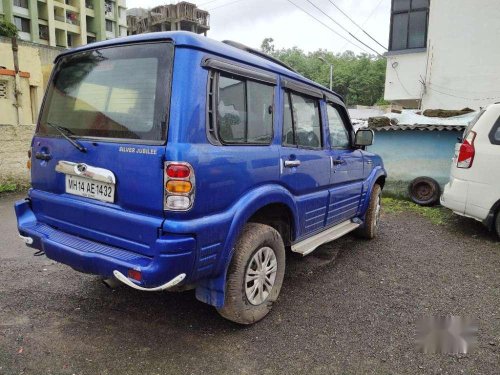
113,271,186,292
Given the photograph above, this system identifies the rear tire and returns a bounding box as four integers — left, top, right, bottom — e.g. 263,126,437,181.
217,223,285,325
495,211,500,240
355,184,382,240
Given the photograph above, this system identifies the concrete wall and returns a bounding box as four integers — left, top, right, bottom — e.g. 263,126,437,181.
384,51,427,108
384,0,500,110
369,130,462,196
0,37,60,183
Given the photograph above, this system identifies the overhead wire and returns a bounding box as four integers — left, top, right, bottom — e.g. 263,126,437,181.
302,0,383,56
285,0,378,56
207,0,248,11
326,0,387,50
340,0,386,51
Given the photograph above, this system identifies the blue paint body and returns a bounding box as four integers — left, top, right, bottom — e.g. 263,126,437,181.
369,130,462,186
14,32,386,308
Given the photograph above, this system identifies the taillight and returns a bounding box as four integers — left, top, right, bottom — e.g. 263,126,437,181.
166,164,190,178
457,131,476,169
164,162,195,211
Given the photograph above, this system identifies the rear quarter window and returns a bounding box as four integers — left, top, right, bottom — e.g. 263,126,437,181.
488,115,500,145
215,73,274,145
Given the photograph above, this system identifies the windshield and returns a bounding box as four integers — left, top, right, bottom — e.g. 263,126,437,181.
38,42,173,143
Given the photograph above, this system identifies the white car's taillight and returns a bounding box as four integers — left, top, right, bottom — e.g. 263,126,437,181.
164,162,195,211
457,131,476,169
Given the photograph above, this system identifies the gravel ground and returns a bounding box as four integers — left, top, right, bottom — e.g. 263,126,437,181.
0,192,499,375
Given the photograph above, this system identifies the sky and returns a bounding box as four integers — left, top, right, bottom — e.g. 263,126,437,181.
126,0,391,55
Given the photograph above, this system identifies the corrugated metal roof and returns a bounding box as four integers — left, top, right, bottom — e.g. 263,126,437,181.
371,124,466,132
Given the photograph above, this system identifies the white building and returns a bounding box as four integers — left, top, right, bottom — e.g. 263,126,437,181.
384,0,500,110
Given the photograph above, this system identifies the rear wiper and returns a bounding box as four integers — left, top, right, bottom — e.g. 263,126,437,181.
47,122,86,153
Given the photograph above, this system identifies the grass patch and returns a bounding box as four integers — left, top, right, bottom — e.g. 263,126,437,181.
0,180,30,194
382,197,452,225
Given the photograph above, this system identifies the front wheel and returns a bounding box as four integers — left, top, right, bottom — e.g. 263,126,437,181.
217,223,285,324
355,184,382,239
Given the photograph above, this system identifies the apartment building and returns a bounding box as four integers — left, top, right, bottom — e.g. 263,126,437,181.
0,0,127,48
127,2,210,36
384,0,500,110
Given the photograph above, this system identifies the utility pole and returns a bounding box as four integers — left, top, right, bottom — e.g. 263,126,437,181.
318,57,333,91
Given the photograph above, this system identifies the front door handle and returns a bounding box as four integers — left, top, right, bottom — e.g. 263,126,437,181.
284,160,301,168
332,159,344,166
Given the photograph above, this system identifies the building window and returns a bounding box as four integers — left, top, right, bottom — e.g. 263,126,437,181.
13,0,29,9
216,74,274,145
39,24,49,40
105,0,113,15
105,20,113,32
85,1,94,9
87,35,96,44
389,0,429,51
13,16,30,33
0,81,8,99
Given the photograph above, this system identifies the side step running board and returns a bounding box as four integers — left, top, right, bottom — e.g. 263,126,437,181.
291,220,360,256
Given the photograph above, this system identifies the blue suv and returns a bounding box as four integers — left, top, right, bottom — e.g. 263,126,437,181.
15,32,386,324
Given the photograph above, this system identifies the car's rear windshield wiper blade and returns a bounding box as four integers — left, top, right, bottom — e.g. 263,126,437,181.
47,122,86,153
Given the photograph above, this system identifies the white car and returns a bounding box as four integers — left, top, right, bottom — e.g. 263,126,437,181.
441,103,500,238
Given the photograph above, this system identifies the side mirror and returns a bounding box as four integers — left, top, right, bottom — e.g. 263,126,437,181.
355,129,374,147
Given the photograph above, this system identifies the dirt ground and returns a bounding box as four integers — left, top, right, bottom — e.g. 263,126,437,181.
0,192,499,375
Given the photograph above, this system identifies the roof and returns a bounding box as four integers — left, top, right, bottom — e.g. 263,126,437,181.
55,31,343,102
371,124,466,132
349,109,477,132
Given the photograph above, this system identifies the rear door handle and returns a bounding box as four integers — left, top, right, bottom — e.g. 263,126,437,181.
284,160,301,168
35,152,52,161
332,159,344,165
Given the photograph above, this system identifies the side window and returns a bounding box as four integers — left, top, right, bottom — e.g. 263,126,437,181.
490,117,500,145
217,73,273,144
327,104,350,148
282,91,322,149
494,127,500,142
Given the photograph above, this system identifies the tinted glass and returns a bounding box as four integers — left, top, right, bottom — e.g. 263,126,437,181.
327,104,350,148
494,127,500,142
282,93,294,146
412,0,429,9
39,43,172,142
408,10,427,48
217,75,273,144
290,93,322,148
393,0,410,12
247,81,274,143
391,13,409,50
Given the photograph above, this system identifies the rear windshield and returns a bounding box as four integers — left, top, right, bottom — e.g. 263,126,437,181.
38,42,173,143
463,109,485,140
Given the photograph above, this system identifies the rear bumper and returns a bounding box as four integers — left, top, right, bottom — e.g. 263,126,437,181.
15,198,196,289
440,177,468,215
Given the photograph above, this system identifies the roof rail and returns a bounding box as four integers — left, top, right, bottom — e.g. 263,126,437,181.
222,40,297,73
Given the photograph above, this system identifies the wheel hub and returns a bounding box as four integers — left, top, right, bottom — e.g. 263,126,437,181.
245,246,277,306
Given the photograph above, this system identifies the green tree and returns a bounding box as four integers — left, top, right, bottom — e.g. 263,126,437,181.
0,19,18,38
260,38,387,106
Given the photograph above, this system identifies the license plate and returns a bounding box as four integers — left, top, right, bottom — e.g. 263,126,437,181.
65,175,115,203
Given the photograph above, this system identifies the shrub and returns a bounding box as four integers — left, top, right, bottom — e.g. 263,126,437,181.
0,19,18,38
